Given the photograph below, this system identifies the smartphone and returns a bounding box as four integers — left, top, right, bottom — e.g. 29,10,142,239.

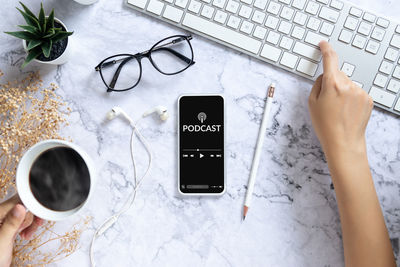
178,95,225,195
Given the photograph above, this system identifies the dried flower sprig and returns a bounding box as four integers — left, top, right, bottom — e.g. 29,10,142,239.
12,216,92,266
0,70,87,266
0,71,71,197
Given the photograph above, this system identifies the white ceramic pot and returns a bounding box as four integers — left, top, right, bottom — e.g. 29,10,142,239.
73,0,99,4
22,18,72,66
16,140,96,221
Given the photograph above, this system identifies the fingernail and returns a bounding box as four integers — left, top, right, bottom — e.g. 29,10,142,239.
12,206,23,219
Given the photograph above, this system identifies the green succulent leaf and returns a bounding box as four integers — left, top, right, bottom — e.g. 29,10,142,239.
4,31,39,41
45,9,55,31
38,3,45,33
17,25,39,35
51,31,73,44
43,29,55,38
16,8,40,31
22,46,42,68
27,39,42,50
41,40,52,58
19,2,36,19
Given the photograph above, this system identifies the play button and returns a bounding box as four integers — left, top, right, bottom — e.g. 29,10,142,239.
199,153,204,158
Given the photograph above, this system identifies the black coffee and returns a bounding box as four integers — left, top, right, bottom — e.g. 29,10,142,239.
29,147,90,211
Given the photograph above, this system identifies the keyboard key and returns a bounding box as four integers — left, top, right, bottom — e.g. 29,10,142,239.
188,0,201,13
226,0,239,13
369,86,396,107
280,6,295,20
293,42,322,61
330,0,343,10
253,26,267,39
227,15,241,29
365,40,380,55
252,10,266,24
352,35,366,49
338,29,353,44
293,12,307,25
307,17,321,31
241,0,252,5
349,7,362,18
292,0,306,10
396,25,400,34
265,15,279,29
163,6,184,22
387,79,400,93
384,47,398,62
379,61,393,75
353,81,363,88
292,25,305,39
395,98,400,112
341,62,355,76
357,21,372,36
214,10,228,24
316,0,328,5
212,0,226,8
278,21,292,34
239,5,252,19
175,0,189,8
305,1,319,15
280,52,298,68
390,35,400,49
374,73,388,87
147,0,164,15
267,31,281,45
371,27,385,41
279,36,294,50
240,21,254,34
363,12,376,23
393,66,400,79
201,5,215,18
183,14,262,53
320,22,334,36
344,16,358,31
297,58,318,76
253,0,268,9
128,0,147,8
319,6,339,23
267,1,282,15
260,43,282,62
376,18,389,28
305,31,328,46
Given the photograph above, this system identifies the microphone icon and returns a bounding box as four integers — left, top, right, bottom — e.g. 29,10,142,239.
198,112,207,123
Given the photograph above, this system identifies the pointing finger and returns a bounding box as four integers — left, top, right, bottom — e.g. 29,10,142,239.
319,41,339,75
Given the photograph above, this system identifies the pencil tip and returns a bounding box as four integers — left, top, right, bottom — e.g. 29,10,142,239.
243,206,249,221
243,215,246,221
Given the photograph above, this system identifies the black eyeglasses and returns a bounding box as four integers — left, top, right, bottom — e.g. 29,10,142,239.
95,35,195,92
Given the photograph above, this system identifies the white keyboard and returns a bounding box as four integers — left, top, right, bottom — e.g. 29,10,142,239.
126,0,400,116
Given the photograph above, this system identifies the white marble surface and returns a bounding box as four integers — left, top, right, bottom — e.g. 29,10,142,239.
1,0,400,266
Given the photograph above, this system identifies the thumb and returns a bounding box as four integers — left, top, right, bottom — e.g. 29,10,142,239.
0,204,26,242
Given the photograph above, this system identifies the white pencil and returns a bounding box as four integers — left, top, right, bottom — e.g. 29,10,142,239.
243,83,275,220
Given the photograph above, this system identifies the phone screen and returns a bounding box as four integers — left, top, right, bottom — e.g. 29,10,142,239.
178,95,225,194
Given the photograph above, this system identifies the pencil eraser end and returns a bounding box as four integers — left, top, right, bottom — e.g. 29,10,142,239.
270,83,276,87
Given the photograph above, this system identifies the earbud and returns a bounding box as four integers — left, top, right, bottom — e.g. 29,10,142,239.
106,107,134,125
142,106,169,121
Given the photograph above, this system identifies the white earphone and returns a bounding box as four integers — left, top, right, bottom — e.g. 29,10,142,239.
90,105,168,267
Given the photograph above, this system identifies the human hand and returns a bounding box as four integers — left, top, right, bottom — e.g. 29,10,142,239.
0,195,44,267
308,41,373,159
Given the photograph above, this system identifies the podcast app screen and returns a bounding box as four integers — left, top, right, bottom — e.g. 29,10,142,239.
179,95,224,194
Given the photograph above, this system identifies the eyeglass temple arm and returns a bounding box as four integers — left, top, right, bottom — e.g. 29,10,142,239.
151,47,194,65
109,57,135,89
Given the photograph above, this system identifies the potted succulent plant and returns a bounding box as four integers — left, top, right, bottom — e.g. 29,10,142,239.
5,2,73,68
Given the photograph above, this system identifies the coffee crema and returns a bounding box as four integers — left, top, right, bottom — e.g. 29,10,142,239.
29,147,90,211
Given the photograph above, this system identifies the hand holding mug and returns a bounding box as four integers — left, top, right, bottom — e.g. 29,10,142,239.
0,195,44,267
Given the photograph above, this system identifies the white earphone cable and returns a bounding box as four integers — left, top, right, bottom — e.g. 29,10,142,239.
90,118,152,267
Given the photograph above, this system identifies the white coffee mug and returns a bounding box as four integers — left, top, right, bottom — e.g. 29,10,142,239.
16,140,95,221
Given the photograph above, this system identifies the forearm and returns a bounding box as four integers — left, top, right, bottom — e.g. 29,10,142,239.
325,145,395,267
